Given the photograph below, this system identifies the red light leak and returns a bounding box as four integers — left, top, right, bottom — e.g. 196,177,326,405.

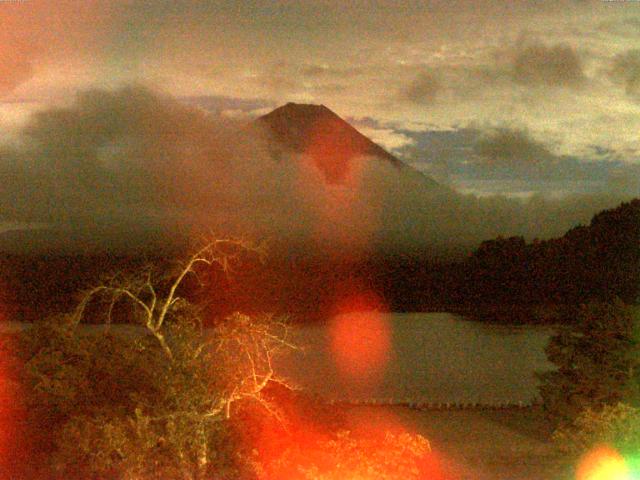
294,116,382,253
329,291,391,387
245,399,448,480
344,404,406,437
0,363,12,466
329,309,391,386
0,334,25,477
303,115,364,186
576,444,630,480
232,284,454,479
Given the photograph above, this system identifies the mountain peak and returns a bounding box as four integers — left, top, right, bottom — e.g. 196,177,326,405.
281,101,330,111
272,102,335,119
257,103,413,184
258,103,356,144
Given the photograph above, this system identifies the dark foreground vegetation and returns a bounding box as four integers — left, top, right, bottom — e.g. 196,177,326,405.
0,240,436,480
538,299,640,477
0,228,638,477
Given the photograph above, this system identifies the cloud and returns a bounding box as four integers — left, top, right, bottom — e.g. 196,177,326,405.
607,163,640,196
2,0,638,168
0,1,117,96
0,86,278,228
400,72,440,105
394,126,640,198
299,64,365,80
0,85,633,255
257,67,304,98
610,49,640,97
473,128,556,174
357,126,415,151
181,95,274,115
512,42,585,87
348,116,416,151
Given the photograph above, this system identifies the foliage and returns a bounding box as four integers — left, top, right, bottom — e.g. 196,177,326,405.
552,402,640,458
19,240,294,480
538,300,640,426
14,237,441,479
464,198,640,308
258,429,434,480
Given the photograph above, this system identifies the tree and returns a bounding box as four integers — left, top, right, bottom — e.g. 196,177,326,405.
20,239,296,480
552,402,640,458
538,300,640,426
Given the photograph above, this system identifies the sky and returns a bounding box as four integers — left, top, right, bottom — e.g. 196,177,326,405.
0,0,639,251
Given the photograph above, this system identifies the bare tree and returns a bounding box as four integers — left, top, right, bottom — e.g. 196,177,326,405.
73,238,257,356
23,238,296,480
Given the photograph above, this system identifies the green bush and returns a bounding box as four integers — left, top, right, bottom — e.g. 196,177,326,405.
553,402,640,458
538,300,640,425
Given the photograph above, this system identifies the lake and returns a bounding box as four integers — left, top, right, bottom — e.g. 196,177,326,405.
275,312,555,406
0,312,555,406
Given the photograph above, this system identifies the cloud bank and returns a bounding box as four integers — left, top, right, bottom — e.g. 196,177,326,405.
2,1,640,177
0,86,634,255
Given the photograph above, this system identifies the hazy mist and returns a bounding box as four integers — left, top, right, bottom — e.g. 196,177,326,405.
0,86,632,254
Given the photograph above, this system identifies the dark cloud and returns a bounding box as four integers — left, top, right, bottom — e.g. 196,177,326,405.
610,49,640,97
512,42,584,87
401,72,440,105
473,128,556,174
0,86,273,228
396,127,639,196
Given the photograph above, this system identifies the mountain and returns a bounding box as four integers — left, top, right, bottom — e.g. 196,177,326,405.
256,102,438,187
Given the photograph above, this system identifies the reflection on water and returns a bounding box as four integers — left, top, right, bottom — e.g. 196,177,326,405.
276,312,555,405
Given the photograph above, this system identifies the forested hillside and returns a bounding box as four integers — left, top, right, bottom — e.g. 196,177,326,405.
460,198,640,307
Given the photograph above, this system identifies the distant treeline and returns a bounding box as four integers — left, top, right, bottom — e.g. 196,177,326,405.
0,199,638,324
455,198,640,307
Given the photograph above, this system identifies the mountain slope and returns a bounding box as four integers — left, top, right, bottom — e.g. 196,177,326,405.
256,102,438,186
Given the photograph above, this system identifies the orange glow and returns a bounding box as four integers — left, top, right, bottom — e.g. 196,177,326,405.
577,445,631,480
345,405,407,439
0,0,120,96
235,390,328,479
0,335,24,477
0,360,11,466
329,292,391,386
233,369,449,479
245,401,444,480
291,112,382,254
303,115,365,186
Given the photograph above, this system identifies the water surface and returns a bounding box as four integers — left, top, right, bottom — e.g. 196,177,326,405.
276,312,554,406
